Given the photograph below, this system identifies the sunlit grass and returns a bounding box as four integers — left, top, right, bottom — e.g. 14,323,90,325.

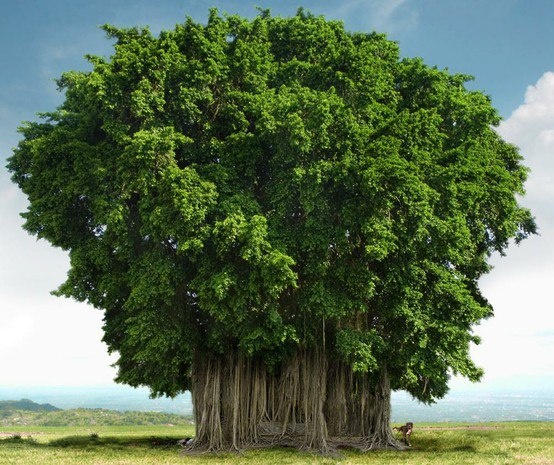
1,422,553,464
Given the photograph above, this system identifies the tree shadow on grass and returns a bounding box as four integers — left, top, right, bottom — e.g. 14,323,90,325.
0,435,38,445
408,436,478,453
4,433,488,461
2,434,183,450
50,435,181,449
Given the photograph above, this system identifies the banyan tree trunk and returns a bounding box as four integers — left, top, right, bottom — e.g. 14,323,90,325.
189,349,402,453
325,360,403,450
191,351,269,451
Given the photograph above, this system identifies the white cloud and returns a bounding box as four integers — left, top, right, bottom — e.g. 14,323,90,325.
374,0,412,24
498,71,554,166
497,71,554,259
0,184,67,298
475,271,554,380
1,170,118,386
0,297,118,386
469,71,554,386
0,315,34,352
324,0,418,34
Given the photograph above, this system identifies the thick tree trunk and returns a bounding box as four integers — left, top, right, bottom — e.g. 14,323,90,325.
188,349,401,453
364,368,403,450
191,351,269,450
325,360,404,450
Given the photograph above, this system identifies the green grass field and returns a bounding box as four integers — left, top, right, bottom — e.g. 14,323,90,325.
1,422,553,464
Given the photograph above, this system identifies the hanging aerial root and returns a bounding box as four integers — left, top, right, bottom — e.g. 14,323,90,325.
187,349,404,455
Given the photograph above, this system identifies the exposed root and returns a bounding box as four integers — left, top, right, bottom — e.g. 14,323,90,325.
181,433,409,456
188,349,403,455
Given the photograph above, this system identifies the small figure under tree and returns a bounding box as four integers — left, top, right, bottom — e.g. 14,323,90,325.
7,8,535,453
393,422,414,446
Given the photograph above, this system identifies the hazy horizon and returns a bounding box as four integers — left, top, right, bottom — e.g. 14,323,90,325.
2,383,552,423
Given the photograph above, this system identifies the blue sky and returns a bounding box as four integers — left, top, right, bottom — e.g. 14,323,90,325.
1,0,553,391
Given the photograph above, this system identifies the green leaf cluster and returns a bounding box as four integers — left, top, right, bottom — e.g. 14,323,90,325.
7,9,535,401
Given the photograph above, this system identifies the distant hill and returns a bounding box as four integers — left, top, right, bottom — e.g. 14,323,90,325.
0,386,193,415
0,399,61,412
0,400,192,427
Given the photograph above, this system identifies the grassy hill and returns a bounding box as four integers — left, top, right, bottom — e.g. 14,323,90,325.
0,399,60,412
0,399,192,427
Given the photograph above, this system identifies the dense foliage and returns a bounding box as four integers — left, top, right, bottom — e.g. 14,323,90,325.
8,8,535,451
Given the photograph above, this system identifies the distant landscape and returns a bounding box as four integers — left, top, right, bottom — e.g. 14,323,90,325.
0,399,60,412
0,399,191,427
1,384,552,423
1,395,553,464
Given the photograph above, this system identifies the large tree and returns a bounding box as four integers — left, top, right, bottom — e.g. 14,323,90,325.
8,9,535,452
